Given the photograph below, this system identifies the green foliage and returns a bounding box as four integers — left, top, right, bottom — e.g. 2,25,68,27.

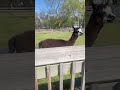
35,0,85,29
60,0,85,26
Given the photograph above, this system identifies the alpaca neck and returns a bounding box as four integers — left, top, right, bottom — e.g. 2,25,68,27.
67,34,78,46
85,13,104,47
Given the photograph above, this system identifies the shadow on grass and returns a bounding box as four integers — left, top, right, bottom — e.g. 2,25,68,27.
38,78,81,90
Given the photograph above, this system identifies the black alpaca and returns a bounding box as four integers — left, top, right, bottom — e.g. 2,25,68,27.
39,27,83,48
8,30,35,53
85,2,115,47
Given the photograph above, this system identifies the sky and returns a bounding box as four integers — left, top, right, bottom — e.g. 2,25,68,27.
35,0,48,13
35,0,85,13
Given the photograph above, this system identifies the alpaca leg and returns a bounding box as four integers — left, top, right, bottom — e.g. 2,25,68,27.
35,78,38,90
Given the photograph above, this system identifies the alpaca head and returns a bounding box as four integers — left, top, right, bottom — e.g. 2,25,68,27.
73,26,83,36
92,3,115,24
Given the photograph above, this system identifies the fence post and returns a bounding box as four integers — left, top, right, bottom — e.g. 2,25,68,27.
59,63,63,90
81,61,85,90
70,61,76,90
35,78,38,90
46,65,52,90
35,69,38,90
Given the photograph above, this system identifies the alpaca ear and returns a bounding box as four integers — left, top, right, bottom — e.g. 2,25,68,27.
72,26,75,29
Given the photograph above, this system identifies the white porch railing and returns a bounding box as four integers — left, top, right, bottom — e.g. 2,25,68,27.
35,45,85,90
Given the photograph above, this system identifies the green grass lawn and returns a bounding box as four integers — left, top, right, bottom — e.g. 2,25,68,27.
38,73,81,90
0,13,34,48
35,31,85,47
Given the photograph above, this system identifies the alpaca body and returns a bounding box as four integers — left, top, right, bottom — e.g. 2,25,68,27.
8,30,34,53
39,27,83,48
39,35,78,48
39,39,68,48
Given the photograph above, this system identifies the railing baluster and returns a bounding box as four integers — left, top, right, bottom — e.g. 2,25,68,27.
35,70,38,90
35,78,38,90
46,65,52,90
80,61,85,90
70,62,76,90
59,63,63,90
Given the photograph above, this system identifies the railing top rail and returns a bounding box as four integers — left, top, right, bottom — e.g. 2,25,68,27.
35,45,85,66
